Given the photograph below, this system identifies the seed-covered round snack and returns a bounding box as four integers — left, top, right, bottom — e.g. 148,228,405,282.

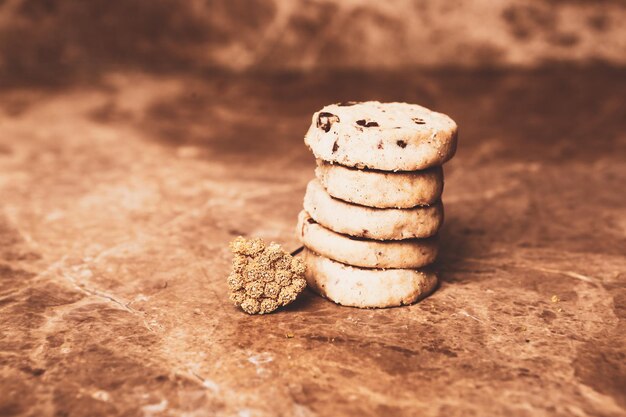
227,236,307,314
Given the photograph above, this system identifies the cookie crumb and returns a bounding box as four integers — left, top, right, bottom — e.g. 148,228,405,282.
551,295,560,303
228,237,307,314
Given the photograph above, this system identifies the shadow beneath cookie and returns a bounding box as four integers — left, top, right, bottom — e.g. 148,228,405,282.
280,288,320,313
435,214,495,285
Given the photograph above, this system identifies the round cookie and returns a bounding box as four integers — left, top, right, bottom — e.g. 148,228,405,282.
302,249,438,308
296,210,438,268
303,179,443,240
316,160,443,208
304,101,458,171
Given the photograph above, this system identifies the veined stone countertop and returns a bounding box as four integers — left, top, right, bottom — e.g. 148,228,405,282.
1,68,625,417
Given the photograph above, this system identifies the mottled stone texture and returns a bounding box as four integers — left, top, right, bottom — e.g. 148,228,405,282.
1,0,626,87
0,68,625,416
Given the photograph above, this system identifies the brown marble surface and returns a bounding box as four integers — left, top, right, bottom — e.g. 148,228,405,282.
1,68,625,417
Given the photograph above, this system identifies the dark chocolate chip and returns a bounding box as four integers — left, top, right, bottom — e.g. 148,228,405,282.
337,101,359,106
332,140,339,153
412,117,426,124
377,141,384,149
356,119,379,128
396,140,407,148
317,112,340,132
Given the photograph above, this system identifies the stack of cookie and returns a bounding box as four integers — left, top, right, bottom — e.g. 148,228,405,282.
296,101,458,308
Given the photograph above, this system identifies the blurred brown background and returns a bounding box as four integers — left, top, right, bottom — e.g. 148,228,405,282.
1,0,626,86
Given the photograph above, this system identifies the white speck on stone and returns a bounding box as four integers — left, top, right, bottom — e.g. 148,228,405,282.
248,352,273,375
44,210,64,222
91,390,110,402
134,294,149,302
79,268,93,279
202,379,220,393
248,352,273,365
142,399,168,416
238,409,253,417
